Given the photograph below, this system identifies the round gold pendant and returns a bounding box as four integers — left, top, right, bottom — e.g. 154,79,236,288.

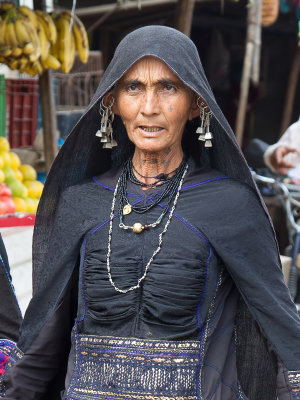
123,204,132,215
132,222,144,234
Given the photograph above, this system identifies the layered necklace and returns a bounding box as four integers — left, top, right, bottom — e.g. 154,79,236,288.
106,157,188,293
118,158,188,233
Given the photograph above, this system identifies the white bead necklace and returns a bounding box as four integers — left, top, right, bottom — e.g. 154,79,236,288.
106,163,188,294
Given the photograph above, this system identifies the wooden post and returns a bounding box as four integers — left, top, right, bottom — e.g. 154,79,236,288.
235,0,262,146
235,42,254,146
280,48,300,136
39,70,58,173
33,0,58,173
175,0,196,37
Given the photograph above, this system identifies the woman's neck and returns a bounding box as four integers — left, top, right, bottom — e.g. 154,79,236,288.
132,147,184,186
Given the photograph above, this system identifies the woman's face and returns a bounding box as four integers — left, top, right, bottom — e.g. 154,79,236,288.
112,56,199,154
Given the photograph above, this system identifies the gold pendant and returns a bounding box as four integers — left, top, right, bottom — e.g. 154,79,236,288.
123,204,132,215
132,223,144,233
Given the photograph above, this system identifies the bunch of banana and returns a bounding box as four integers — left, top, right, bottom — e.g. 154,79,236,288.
59,11,89,64
0,4,89,76
50,11,89,74
0,4,41,74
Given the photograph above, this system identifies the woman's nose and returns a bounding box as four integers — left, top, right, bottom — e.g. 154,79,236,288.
140,90,159,115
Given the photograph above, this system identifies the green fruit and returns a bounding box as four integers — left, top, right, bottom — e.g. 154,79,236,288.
3,165,16,182
6,178,28,198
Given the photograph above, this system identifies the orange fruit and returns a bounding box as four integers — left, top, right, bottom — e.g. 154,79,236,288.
12,197,27,212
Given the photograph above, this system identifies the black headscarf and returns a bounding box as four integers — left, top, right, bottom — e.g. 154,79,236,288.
22,25,282,397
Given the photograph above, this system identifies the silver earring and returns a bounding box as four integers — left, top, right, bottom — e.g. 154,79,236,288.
95,97,117,149
196,98,213,148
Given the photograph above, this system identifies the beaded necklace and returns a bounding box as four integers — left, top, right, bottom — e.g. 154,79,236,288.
119,157,188,233
106,162,188,294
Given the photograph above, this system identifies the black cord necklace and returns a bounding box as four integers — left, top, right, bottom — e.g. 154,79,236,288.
131,162,178,186
118,157,188,233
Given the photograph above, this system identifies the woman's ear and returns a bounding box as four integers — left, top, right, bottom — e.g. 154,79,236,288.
189,95,200,120
103,91,120,115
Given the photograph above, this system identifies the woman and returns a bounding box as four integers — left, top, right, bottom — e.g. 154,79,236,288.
2,26,300,400
0,233,22,391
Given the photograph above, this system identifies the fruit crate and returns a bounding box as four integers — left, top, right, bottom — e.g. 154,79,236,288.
6,79,39,148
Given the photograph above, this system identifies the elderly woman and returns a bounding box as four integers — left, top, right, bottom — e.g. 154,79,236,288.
2,26,300,400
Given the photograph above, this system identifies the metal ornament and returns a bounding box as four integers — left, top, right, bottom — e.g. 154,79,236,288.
132,222,144,234
96,97,117,149
196,98,213,147
123,204,132,215
106,164,189,294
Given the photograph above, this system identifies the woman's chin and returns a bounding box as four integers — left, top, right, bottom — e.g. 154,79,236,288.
134,140,167,154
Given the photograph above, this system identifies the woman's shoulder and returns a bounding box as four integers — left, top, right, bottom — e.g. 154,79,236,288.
185,161,255,197
183,164,262,215
59,168,120,213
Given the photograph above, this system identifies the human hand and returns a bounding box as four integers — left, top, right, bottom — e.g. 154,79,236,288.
269,145,298,174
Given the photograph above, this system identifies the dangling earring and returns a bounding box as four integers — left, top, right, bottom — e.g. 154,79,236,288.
95,97,117,149
196,98,213,148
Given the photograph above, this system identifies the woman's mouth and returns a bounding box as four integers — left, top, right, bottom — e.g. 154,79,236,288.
139,126,163,133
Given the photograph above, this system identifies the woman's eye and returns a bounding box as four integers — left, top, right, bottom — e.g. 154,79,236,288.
164,84,175,92
127,84,138,92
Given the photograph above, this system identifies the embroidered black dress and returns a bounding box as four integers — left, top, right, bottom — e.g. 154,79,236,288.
4,161,300,400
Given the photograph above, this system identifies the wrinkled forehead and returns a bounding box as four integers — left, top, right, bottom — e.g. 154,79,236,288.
116,56,187,86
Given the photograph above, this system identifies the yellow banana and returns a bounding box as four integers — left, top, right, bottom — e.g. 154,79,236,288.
49,33,59,59
37,19,50,60
18,56,29,72
41,53,61,70
23,41,35,56
35,10,57,45
0,18,6,47
59,11,89,63
23,20,40,61
14,17,30,46
0,45,12,57
7,57,19,69
13,16,35,57
18,5,38,29
32,60,43,75
55,15,72,73
65,32,76,73
4,17,22,57
23,62,37,76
